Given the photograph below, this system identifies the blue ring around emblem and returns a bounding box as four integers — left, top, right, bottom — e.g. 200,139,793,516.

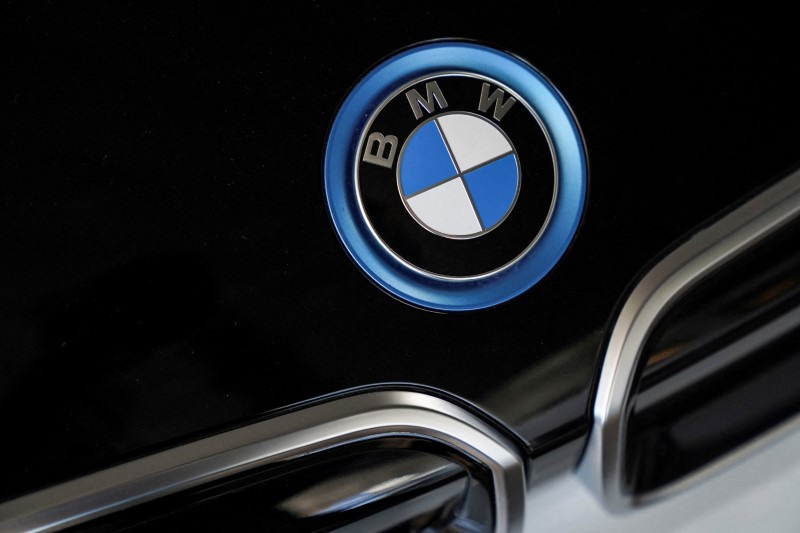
324,41,588,311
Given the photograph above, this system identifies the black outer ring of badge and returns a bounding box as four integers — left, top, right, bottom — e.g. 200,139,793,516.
358,75,555,277
324,41,588,311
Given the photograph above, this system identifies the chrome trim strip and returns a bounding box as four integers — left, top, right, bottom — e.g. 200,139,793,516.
527,413,800,531
0,391,525,532
580,168,800,509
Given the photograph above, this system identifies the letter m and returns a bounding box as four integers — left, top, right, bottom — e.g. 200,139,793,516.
405,81,449,120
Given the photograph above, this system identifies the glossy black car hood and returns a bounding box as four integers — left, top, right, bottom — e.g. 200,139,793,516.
4,4,800,500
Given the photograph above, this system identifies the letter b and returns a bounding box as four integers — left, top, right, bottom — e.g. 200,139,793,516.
362,132,398,168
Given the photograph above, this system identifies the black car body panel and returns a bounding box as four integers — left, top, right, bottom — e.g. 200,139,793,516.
3,4,800,528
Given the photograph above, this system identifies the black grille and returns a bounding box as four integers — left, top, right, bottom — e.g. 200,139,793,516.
624,216,800,493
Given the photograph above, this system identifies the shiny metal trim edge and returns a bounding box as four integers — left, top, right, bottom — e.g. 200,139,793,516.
580,168,800,510
0,391,526,532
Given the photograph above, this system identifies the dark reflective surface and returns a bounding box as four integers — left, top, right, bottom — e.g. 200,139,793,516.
4,4,800,501
626,217,800,493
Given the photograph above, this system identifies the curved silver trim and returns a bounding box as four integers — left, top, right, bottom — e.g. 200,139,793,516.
580,167,800,510
0,391,526,532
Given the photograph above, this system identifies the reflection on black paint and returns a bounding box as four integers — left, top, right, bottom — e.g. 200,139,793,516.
0,253,322,502
41,252,216,356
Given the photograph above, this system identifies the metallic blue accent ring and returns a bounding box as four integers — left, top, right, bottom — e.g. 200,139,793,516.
324,41,588,311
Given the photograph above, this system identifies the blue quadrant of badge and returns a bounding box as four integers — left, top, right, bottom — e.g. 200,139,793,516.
462,153,518,229
398,121,458,196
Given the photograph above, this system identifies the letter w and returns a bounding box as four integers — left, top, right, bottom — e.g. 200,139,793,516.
478,83,516,121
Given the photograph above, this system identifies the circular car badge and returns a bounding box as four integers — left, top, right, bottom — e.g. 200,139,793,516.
325,41,587,311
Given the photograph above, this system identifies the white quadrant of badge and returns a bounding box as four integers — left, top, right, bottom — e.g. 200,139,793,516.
398,113,520,239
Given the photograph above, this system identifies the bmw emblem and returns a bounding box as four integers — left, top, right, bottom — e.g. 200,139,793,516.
324,41,588,311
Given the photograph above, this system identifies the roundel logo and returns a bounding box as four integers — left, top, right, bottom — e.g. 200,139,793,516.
398,112,520,239
325,42,587,311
